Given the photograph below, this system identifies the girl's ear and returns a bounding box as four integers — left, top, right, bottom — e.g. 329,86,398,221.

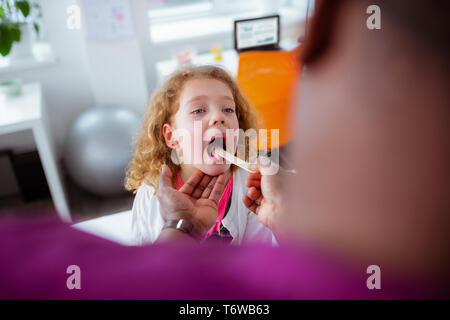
163,123,178,149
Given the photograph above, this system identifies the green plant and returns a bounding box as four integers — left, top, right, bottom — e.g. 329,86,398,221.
0,0,41,57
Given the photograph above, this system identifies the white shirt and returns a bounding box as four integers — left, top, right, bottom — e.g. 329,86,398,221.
131,168,277,246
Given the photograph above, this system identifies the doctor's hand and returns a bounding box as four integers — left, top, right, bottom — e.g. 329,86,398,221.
156,165,225,241
242,158,287,235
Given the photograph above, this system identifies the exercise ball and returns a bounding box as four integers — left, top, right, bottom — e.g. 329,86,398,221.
65,107,141,196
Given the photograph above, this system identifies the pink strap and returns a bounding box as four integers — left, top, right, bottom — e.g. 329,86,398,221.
176,172,233,239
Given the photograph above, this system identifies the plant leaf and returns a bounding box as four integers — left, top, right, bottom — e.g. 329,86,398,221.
15,0,31,18
0,25,13,56
9,24,21,42
0,7,5,20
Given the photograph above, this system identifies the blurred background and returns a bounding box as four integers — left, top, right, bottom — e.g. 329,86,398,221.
0,0,310,227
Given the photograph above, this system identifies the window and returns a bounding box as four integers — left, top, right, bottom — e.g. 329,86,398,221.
148,0,292,24
149,0,213,21
148,0,309,44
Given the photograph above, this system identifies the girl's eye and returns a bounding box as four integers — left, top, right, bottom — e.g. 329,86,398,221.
224,107,235,113
191,108,205,115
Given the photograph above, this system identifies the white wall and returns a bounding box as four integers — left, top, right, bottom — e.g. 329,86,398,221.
81,0,149,113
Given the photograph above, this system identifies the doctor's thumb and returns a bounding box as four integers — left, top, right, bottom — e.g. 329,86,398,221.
159,164,173,188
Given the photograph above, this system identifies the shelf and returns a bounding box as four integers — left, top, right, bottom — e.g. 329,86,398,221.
0,43,57,75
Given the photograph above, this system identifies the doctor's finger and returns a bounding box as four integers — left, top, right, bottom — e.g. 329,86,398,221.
191,174,212,199
179,170,206,196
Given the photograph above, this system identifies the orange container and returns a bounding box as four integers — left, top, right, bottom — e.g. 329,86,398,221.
237,45,302,149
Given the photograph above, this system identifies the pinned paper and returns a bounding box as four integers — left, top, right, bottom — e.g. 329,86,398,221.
82,0,134,41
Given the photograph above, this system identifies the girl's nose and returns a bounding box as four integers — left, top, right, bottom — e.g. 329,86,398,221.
209,109,226,126
212,119,225,125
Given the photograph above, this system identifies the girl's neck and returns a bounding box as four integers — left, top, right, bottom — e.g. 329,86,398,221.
179,165,232,186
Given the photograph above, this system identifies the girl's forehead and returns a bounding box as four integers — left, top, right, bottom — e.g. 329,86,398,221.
179,78,234,103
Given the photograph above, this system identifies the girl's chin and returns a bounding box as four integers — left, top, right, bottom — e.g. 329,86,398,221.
196,164,230,176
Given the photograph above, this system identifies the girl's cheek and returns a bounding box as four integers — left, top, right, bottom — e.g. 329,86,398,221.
182,120,207,151
231,116,240,130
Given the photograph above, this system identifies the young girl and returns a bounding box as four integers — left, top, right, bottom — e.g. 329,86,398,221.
125,65,276,246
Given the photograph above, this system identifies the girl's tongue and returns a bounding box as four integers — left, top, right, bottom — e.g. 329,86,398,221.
208,137,225,161
211,150,222,161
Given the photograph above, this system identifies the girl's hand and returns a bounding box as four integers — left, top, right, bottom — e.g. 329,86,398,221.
157,165,225,238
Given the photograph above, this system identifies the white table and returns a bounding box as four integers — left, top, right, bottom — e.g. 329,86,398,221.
0,82,71,222
73,210,136,246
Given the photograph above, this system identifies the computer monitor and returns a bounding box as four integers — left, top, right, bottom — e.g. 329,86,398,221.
234,15,280,53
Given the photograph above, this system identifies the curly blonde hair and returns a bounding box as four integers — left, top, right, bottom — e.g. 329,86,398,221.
124,65,260,193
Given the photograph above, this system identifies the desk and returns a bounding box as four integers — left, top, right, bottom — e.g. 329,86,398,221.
0,82,71,222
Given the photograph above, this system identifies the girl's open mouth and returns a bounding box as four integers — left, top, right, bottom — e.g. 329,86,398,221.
208,136,226,161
